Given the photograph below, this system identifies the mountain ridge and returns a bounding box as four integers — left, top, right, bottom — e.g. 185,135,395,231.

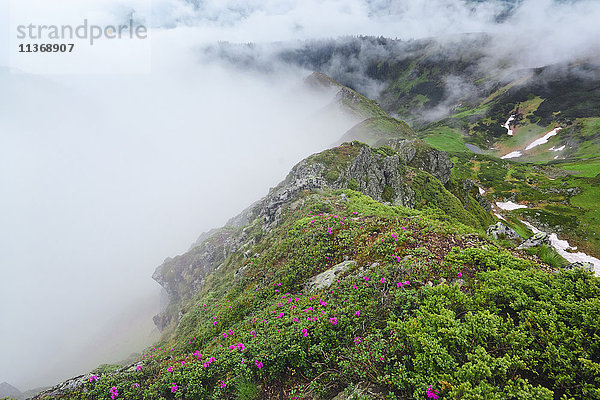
25,64,600,400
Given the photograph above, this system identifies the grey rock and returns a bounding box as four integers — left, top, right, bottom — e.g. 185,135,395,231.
332,382,383,400
462,179,491,211
389,138,454,185
487,222,520,240
564,262,594,272
28,376,87,399
305,261,356,292
233,265,248,282
152,227,250,330
476,192,492,212
517,232,550,249
338,146,414,207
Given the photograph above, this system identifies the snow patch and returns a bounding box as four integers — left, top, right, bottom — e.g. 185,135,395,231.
494,212,506,221
497,201,528,211
521,220,541,234
549,145,565,152
525,127,562,151
478,187,485,195
520,220,600,275
501,151,522,159
502,115,516,136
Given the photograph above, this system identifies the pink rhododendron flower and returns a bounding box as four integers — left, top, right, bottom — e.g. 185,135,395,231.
255,360,263,369
330,317,337,325
89,375,98,382
301,328,308,337
171,383,178,393
426,386,440,399
354,337,362,345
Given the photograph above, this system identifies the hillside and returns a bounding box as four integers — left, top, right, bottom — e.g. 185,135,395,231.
29,107,600,399
0,383,23,400
205,36,600,163
204,37,600,261
19,40,600,399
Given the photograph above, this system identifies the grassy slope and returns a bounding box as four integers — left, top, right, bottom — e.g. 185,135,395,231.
449,152,600,259
53,190,600,400
339,116,416,147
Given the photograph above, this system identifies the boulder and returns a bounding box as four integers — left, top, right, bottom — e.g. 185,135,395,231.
487,222,520,240
517,232,550,249
564,261,594,272
305,261,356,292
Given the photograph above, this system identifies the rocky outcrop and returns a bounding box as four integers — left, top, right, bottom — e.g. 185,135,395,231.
152,141,459,330
389,139,453,185
462,179,491,211
151,226,256,330
153,228,238,304
517,232,550,249
336,145,415,208
487,222,520,240
28,376,86,400
564,261,594,272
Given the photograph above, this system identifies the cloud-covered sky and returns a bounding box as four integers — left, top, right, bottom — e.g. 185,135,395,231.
1,0,599,391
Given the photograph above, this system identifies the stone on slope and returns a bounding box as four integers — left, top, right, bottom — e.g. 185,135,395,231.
517,232,550,249
487,222,520,240
305,260,356,292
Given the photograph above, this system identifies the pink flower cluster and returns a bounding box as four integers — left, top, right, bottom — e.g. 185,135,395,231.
426,386,440,399
203,356,216,369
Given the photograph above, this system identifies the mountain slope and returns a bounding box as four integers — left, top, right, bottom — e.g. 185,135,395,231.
34,181,600,399
33,133,599,399
206,36,600,163
27,60,600,400
0,382,23,400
